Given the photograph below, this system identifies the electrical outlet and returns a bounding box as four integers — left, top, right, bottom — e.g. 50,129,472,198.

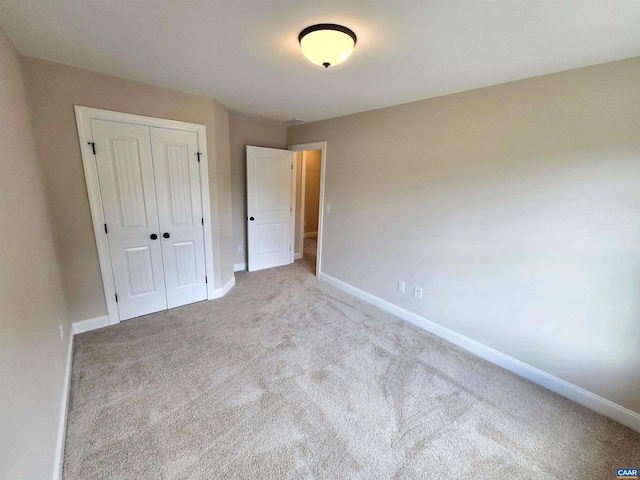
237,244,244,253
58,323,64,341
397,280,406,293
413,286,423,299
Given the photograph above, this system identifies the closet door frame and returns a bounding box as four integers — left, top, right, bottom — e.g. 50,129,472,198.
75,106,216,325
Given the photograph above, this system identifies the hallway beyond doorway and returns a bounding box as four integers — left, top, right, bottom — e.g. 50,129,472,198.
296,235,317,275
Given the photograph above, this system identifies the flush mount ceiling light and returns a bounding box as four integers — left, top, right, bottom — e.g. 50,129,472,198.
298,23,357,68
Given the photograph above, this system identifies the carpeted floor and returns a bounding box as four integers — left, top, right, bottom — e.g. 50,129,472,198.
300,235,317,275
63,236,639,479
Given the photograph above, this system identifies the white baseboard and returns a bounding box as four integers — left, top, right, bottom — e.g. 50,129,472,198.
319,272,640,433
304,231,318,238
221,276,236,295
211,276,236,298
52,332,74,480
54,275,236,479
73,279,236,335
72,315,110,335
233,262,246,272
55,316,107,478
294,252,303,260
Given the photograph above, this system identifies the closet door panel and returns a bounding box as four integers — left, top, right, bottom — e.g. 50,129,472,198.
150,128,207,308
91,120,168,320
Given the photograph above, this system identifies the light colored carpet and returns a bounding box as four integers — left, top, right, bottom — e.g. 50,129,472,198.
300,235,317,275
63,242,640,479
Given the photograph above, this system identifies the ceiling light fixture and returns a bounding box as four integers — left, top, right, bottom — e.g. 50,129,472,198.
298,24,357,69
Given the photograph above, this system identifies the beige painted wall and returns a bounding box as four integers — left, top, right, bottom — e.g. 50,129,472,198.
212,100,234,285
229,113,287,267
0,28,71,479
303,150,321,234
21,57,234,323
288,57,640,414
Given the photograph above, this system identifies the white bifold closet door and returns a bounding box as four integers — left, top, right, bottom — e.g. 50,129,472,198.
149,127,207,309
91,119,206,321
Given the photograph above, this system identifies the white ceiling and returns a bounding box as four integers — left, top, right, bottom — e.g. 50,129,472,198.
1,1,639,124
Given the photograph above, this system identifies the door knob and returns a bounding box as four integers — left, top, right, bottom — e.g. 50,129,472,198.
163,232,171,239
249,217,255,221
150,233,158,240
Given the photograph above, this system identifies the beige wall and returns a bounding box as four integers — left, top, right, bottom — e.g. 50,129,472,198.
212,100,234,285
288,57,640,413
229,113,287,267
21,57,234,322
0,29,71,479
303,150,321,234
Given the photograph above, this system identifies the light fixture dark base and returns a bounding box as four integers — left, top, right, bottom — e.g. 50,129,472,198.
298,24,357,45
323,62,330,68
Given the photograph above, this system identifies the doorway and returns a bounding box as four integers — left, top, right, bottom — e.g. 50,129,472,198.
289,142,327,277
293,150,321,274
244,143,325,276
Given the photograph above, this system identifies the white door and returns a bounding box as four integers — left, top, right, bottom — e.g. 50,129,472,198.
150,128,207,308
246,146,295,272
92,120,168,320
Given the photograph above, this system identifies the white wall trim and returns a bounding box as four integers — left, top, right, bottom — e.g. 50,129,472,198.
294,253,303,260
211,276,236,298
72,315,110,335
52,334,74,480
319,272,640,433
304,231,318,238
54,316,110,480
233,262,247,272
288,142,327,278
74,106,216,323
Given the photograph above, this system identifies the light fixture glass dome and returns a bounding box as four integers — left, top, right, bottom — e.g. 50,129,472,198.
298,24,357,68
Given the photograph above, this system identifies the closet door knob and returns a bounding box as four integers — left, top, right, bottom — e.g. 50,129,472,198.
163,232,171,239
150,233,158,240
249,217,255,221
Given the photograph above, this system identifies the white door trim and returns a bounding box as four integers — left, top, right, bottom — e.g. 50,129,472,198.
288,142,326,277
75,106,216,325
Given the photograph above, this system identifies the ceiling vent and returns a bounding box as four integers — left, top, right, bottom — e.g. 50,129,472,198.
284,118,306,126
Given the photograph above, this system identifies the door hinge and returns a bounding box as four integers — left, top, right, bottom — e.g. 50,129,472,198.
290,206,292,212
115,293,118,303
104,224,108,234
201,217,204,226
88,142,96,155
291,163,293,170
196,152,202,163
205,276,208,284
289,246,291,251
